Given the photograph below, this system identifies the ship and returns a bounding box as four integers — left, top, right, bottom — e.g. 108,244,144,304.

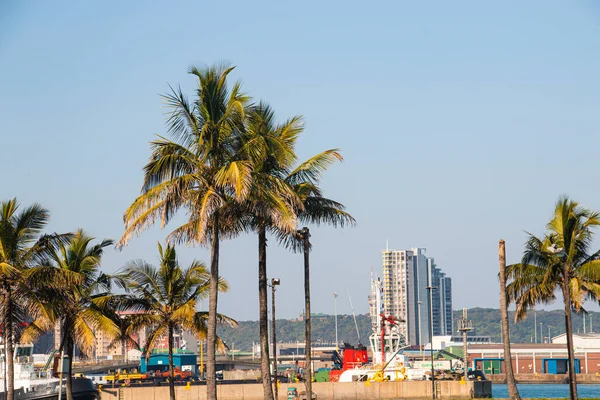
329,277,429,382
0,344,98,400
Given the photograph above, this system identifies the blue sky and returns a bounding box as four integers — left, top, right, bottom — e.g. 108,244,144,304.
2,1,600,322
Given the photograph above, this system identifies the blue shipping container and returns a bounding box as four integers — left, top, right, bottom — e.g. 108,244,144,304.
139,353,197,374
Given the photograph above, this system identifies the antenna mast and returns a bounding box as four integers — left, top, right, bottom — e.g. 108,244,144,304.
458,308,473,370
347,289,361,343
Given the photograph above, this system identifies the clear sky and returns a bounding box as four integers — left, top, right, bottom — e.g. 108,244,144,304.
2,1,600,322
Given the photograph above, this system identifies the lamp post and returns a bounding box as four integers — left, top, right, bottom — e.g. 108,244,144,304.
534,310,537,343
540,322,543,343
418,300,423,356
334,292,339,352
297,227,312,400
426,285,437,399
270,278,280,399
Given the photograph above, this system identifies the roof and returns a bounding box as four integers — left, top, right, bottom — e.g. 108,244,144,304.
553,333,600,339
468,343,568,350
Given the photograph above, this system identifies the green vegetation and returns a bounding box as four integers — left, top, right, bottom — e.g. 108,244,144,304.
452,308,600,343
218,314,372,351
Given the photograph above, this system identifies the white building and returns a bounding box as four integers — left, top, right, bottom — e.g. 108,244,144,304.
552,333,600,348
429,335,492,350
379,245,453,346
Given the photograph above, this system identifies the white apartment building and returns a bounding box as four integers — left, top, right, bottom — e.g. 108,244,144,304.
379,246,452,346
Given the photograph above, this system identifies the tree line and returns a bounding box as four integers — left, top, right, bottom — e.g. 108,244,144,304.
454,308,600,344
217,314,373,352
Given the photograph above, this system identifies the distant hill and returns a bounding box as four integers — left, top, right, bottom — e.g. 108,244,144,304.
452,308,600,344
217,314,372,352
217,309,600,351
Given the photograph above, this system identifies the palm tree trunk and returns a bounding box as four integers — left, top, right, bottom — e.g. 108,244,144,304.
300,228,312,400
65,336,74,400
258,226,274,400
561,272,578,400
206,212,220,400
168,323,176,400
4,292,14,400
3,324,7,397
498,240,521,400
2,329,7,397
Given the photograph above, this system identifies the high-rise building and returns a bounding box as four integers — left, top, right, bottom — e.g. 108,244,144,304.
379,245,453,346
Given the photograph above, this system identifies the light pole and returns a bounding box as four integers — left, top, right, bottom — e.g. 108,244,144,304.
271,278,280,399
534,310,537,343
426,285,437,399
297,227,312,400
540,322,543,343
334,292,339,352
418,300,423,356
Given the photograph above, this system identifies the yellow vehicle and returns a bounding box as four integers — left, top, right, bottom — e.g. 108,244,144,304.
104,373,148,382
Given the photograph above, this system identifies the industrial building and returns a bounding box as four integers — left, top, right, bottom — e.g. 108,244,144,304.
464,334,600,375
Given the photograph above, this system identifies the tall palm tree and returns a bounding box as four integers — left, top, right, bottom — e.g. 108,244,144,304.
0,199,70,400
34,229,118,400
118,63,250,400
121,242,235,400
241,102,301,400
506,197,600,400
281,151,356,400
498,240,520,400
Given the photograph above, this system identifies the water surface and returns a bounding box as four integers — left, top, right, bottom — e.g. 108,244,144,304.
492,383,600,398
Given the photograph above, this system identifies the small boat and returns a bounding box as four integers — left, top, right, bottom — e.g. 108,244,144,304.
0,344,98,400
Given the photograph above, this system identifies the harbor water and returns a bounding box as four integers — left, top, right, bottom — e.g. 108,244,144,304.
492,383,600,398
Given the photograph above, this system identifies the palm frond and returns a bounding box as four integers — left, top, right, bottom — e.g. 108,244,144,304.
285,149,343,186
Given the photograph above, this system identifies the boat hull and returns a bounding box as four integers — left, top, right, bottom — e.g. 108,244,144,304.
1,378,98,400
338,367,429,382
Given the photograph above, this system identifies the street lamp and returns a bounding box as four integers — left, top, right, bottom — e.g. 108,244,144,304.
534,309,537,343
334,292,339,352
297,227,313,400
418,300,423,356
426,285,438,399
270,278,280,399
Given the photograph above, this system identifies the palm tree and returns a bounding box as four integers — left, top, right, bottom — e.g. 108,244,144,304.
121,242,235,400
118,63,250,400
0,199,71,400
281,151,356,399
31,229,118,400
498,240,520,400
506,197,600,400
240,102,301,400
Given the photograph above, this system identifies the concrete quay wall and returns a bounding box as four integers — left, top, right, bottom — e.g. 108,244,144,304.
99,381,492,400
